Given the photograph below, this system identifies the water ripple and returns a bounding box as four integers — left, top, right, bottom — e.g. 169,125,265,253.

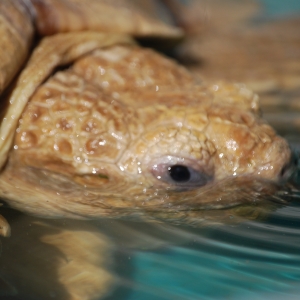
111,199,300,300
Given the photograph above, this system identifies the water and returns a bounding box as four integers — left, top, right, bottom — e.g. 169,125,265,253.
259,0,300,17
1,194,299,299
105,198,300,300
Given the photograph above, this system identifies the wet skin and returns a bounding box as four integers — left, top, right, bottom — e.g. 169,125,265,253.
0,45,292,223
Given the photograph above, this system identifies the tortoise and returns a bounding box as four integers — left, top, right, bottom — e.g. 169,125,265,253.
0,0,297,298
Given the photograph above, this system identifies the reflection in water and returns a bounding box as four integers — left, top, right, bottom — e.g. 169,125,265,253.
0,190,299,299
0,209,115,300
110,198,300,300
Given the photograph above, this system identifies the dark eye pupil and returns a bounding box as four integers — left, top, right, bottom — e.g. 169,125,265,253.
168,165,191,182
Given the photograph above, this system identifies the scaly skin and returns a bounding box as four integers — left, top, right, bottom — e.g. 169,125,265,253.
0,45,291,222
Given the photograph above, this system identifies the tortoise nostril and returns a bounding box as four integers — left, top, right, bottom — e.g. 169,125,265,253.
280,164,289,178
280,153,299,181
280,167,285,177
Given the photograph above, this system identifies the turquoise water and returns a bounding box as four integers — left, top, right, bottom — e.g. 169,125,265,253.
260,0,300,17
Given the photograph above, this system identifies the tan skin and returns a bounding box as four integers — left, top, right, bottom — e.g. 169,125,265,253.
0,45,292,222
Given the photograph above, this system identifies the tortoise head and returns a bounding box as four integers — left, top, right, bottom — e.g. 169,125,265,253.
0,44,293,225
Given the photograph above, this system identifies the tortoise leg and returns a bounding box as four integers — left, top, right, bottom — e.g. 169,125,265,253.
0,208,116,300
40,224,115,300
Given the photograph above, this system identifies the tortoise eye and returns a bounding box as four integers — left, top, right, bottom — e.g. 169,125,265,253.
168,165,191,182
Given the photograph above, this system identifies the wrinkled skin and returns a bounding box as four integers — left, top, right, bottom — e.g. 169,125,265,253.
0,45,292,222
